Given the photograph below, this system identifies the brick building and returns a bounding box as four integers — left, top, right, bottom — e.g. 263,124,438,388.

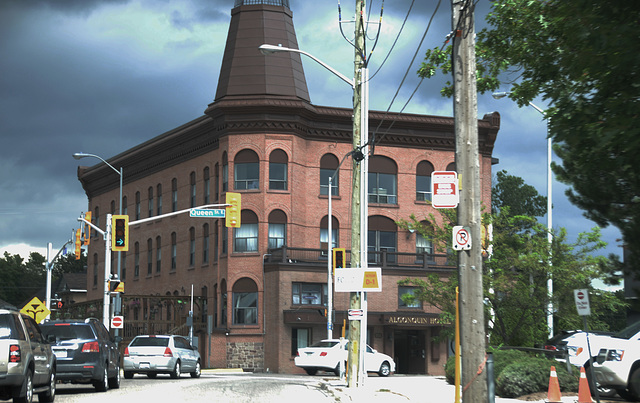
76,0,499,375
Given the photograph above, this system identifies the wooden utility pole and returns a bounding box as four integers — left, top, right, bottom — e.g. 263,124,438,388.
347,0,366,388
451,1,487,402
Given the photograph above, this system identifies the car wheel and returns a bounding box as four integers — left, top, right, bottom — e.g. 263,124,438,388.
124,371,134,379
304,368,318,376
108,363,121,389
170,361,181,379
14,369,33,403
627,367,640,400
37,370,56,402
146,373,157,379
585,363,616,397
190,361,201,378
378,361,391,377
94,366,109,392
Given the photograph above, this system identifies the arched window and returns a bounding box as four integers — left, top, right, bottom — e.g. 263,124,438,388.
147,238,153,276
110,200,116,214
268,210,287,249
122,196,128,216
204,167,210,204
93,253,98,287
214,163,220,202
203,223,210,264
222,152,228,192
368,156,397,204
269,149,288,190
416,161,434,202
232,278,258,325
446,162,456,171
189,227,196,266
135,191,141,220
171,178,178,212
320,154,339,196
234,149,259,190
156,236,162,273
157,184,163,215
368,215,397,264
171,232,177,271
134,242,140,278
416,221,435,263
190,172,197,208
234,210,258,252
148,187,154,217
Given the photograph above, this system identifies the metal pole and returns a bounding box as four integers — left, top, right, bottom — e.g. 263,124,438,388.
45,243,53,320
104,214,113,330
328,176,333,340
115,167,123,341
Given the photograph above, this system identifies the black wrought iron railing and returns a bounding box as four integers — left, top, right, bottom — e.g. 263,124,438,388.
265,246,455,270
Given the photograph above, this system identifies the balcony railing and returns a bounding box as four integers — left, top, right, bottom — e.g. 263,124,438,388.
265,246,455,270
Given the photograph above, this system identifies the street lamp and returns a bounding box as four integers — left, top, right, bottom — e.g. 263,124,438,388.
260,42,369,387
492,92,554,338
73,152,124,332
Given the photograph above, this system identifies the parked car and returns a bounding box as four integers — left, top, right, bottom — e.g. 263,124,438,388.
543,330,581,359
39,318,120,392
294,339,395,377
123,335,201,379
543,329,614,364
592,336,640,401
0,306,56,403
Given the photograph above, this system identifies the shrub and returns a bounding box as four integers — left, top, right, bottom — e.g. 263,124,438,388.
496,357,578,398
444,349,529,385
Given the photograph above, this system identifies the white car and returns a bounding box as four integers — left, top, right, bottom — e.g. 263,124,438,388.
294,339,395,377
592,338,640,401
123,335,201,379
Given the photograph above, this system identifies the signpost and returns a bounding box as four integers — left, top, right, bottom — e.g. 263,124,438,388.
431,171,459,208
452,226,472,251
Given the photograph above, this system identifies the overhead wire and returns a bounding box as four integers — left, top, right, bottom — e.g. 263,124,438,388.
369,0,415,81
369,0,443,153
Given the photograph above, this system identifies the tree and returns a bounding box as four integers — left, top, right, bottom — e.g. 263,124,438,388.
398,172,626,345
420,0,640,272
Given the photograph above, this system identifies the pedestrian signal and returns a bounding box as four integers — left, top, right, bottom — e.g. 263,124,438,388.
333,248,346,271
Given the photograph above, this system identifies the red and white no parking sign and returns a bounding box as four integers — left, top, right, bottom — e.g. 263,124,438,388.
452,226,472,250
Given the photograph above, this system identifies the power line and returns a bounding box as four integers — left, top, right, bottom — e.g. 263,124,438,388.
370,0,443,153
369,0,415,81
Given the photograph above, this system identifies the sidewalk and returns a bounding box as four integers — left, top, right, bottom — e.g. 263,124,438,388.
322,375,581,402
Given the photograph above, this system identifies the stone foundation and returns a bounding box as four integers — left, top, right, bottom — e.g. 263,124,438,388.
227,341,264,372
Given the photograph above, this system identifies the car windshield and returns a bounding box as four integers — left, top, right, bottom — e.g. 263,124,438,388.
41,324,95,340
130,337,169,347
614,321,640,339
309,341,338,348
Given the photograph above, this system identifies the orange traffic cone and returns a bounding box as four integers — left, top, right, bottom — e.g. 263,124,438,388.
547,366,562,403
578,366,594,403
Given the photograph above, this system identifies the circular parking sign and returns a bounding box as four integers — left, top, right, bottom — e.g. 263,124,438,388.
452,226,472,250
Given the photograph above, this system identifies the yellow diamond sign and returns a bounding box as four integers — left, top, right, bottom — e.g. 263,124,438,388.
21,297,50,323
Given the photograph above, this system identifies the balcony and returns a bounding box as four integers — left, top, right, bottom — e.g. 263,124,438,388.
265,246,455,271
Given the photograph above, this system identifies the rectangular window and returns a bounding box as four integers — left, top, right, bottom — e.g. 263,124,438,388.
399,286,421,308
203,233,210,264
416,175,432,202
320,168,338,196
269,162,287,190
222,164,228,192
233,292,257,324
416,233,435,263
147,242,153,276
268,223,286,249
292,283,328,306
368,172,397,204
235,162,259,190
234,224,258,252
171,243,177,271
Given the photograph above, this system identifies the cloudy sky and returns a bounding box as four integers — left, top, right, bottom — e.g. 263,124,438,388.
0,0,622,262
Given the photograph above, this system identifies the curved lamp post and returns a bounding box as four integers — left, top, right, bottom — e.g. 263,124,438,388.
73,152,123,334
492,92,554,338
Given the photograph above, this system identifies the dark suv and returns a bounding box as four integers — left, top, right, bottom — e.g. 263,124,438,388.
0,306,56,403
39,318,120,392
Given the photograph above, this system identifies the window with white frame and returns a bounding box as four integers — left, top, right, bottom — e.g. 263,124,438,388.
234,210,258,252
234,149,259,190
268,209,287,249
292,282,327,306
269,149,288,190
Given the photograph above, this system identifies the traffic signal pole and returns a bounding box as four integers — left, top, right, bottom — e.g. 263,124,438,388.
45,240,72,320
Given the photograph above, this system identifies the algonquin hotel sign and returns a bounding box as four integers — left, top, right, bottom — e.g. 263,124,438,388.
385,314,449,326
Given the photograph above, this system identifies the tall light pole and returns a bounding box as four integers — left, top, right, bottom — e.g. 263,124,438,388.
260,27,370,387
73,152,123,334
492,92,553,338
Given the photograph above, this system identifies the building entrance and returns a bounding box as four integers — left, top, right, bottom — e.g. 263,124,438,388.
393,329,426,374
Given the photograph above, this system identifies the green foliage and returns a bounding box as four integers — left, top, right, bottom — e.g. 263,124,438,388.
421,0,640,272
492,170,546,217
400,171,626,348
496,357,578,398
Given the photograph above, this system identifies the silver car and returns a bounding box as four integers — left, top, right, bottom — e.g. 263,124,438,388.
123,335,201,379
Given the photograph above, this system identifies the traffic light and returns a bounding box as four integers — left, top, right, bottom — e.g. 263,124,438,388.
50,299,64,310
111,215,129,252
333,248,346,271
74,228,82,260
109,280,124,293
82,211,92,246
225,192,241,228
